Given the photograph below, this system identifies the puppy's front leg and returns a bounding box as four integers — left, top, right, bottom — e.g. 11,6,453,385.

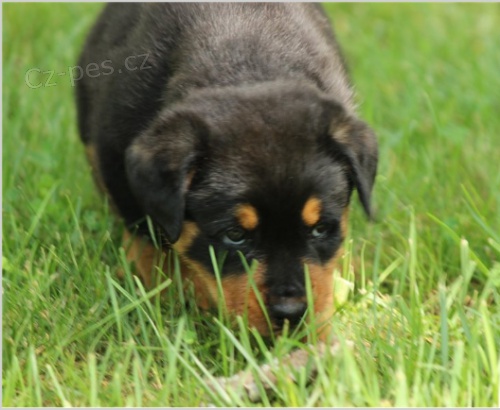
120,229,167,289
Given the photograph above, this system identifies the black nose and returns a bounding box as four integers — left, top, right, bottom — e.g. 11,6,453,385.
269,298,307,327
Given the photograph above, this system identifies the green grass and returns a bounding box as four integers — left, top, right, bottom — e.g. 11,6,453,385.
3,3,500,406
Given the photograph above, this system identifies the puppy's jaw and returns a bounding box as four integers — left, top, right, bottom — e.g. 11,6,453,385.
303,207,350,339
304,258,336,338
219,269,270,334
171,222,216,310
173,222,271,333
172,207,350,336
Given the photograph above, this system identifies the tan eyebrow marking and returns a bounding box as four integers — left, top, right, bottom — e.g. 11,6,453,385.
302,197,322,226
235,204,259,230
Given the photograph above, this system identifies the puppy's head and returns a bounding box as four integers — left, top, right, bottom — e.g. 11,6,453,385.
126,81,378,335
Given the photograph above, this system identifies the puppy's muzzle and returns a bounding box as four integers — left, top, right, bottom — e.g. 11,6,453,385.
268,283,307,327
270,297,307,327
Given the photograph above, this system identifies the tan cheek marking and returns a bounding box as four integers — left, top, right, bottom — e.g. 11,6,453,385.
176,249,272,334
302,197,322,226
183,261,218,311
235,204,259,230
172,222,199,254
171,222,216,309
305,256,337,341
220,267,270,334
305,206,350,340
173,222,269,332
171,222,213,309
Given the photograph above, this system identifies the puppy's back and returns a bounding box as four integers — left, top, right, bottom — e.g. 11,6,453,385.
77,3,355,140
75,4,359,232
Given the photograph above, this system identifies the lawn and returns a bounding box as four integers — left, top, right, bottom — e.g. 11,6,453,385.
2,3,499,407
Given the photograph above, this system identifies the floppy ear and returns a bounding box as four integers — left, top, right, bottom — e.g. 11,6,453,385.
322,101,378,218
125,111,206,243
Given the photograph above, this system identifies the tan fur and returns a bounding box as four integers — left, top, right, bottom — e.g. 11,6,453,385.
305,258,336,340
121,229,167,288
303,207,350,340
122,223,214,308
176,257,217,311
121,208,350,337
173,222,271,333
235,204,259,230
302,197,322,226
172,222,199,254
219,268,269,333
172,222,214,309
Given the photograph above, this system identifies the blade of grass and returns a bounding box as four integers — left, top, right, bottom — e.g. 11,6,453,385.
46,364,72,407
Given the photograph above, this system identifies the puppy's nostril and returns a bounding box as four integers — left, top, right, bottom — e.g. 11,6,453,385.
274,284,304,298
270,299,307,326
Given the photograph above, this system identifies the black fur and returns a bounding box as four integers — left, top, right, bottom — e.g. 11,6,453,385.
76,3,378,302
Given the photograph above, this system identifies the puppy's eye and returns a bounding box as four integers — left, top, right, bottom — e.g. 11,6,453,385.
222,227,247,246
311,223,329,239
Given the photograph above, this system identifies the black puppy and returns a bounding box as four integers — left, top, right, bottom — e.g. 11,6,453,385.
76,3,378,336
